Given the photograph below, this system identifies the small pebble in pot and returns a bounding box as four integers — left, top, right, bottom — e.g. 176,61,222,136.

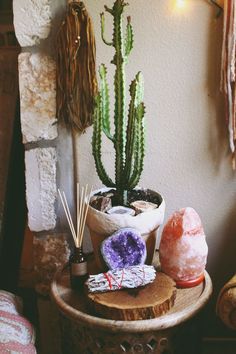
106,206,135,216
130,200,157,214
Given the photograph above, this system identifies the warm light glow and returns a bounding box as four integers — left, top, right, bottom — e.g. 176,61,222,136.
176,0,186,9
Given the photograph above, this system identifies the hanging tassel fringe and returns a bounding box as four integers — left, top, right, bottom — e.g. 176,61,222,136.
56,1,98,133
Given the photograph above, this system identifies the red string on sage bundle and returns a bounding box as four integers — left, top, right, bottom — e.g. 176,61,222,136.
88,266,156,293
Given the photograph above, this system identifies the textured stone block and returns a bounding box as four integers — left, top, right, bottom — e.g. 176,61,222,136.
25,147,57,232
33,234,70,295
13,0,52,47
18,53,57,143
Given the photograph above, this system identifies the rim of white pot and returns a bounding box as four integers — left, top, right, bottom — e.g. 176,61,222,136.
86,187,165,235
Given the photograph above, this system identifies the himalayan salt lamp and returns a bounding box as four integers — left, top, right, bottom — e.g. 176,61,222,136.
159,207,208,288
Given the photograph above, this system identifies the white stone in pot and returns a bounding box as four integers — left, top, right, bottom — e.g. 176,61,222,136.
86,187,165,271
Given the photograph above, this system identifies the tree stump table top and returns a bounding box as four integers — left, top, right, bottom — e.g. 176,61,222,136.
51,252,212,333
87,272,177,321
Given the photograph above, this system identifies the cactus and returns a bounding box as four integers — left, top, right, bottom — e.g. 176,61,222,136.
92,0,146,205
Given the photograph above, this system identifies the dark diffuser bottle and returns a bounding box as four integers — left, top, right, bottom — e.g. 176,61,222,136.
69,246,88,291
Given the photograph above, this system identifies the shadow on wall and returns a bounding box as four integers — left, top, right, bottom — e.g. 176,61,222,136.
0,1,12,11
207,9,229,170
208,204,236,296
200,204,236,339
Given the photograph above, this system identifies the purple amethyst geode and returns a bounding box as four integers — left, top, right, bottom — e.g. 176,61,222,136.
101,228,147,270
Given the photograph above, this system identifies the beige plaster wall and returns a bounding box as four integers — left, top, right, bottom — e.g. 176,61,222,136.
77,0,236,290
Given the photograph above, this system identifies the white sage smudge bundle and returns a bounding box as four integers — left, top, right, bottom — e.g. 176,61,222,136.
221,0,236,169
87,265,156,293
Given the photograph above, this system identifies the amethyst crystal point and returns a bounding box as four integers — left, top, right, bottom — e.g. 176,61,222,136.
101,228,147,270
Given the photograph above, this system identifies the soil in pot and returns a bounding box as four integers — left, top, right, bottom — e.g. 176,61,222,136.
90,188,162,214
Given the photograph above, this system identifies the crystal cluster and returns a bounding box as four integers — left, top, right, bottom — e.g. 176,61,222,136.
159,207,208,282
101,228,147,270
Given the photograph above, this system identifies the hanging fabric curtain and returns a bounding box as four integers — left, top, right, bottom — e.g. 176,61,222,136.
221,0,236,170
56,1,98,133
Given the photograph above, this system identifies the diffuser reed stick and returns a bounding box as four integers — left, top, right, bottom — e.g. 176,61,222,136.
58,184,92,248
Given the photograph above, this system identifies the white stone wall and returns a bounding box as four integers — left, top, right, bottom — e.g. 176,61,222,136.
13,0,71,294
33,234,70,295
18,53,57,143
13,0,52,47
14,0,60,234
25,148,57,232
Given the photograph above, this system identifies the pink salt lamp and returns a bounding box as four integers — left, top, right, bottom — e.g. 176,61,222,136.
159,207,208,288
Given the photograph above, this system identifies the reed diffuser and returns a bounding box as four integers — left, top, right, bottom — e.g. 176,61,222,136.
58,184,92,290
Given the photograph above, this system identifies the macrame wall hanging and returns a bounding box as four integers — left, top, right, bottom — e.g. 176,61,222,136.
221,0,236,170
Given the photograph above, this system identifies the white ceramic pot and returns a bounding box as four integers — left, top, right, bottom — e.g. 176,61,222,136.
86,187,165,271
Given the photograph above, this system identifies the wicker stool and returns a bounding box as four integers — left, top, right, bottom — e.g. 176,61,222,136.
216,274,236,330
51,266,212,354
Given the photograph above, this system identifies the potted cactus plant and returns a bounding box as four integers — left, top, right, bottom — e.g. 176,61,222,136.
86,0,165,270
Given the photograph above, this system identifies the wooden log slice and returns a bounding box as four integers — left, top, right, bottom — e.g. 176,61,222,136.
87,272,177,321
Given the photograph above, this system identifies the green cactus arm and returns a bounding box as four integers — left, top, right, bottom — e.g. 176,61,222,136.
134,72,144,105
125,16,133,59
124,72,144,186
100,13,113,46
105,1,128,16
128,102,145,189
123,79,138,186
104,5,114,15
99,64,114,142
124,107,136,187
112,5,127,192
92,95,115,188
92,0,146,202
